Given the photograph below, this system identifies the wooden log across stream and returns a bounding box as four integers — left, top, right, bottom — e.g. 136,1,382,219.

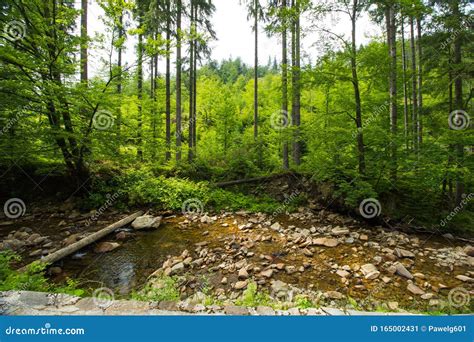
19,211,144,272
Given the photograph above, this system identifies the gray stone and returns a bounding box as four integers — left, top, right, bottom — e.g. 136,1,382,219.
224,305,249,315
394,262,413,279
131,215,162,230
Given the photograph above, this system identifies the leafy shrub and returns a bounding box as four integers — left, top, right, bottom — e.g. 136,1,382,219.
132,275,180,302
236,282,270,307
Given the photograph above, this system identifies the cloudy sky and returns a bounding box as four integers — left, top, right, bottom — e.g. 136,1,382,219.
86,0,382,74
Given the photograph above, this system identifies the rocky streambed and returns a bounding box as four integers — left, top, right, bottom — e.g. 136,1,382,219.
1,206,473,314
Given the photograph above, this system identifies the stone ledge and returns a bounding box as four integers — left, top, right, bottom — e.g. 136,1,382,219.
0,291,412,316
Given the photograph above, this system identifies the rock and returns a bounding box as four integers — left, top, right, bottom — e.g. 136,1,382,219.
388,302,398,310
285,266,297,274
455,275,473,283
224,305,249,315
131,215,162,230
313,238,339,247
407,283,425,295
234,280,248,290
271,280,289,297
238,267,249,280
360,264,380,280
270,222,282,231
94,242,120,253
256,306,275,315
331,227,349,235
170,262,185,275
464,246,474,257
116,231,133,240
336,270,350,278
359,234,368,241
382,276,391,284
325,291,344,300
394,262,413,279
421,293,435,300
394,248,416,259
158,301,178,311
221,277,228,285
302,248,313,257
260,269,274,278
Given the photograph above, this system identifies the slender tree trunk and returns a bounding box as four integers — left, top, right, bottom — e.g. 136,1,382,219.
80,0,88,84
137,24,144,160
452,2,464,206
416,16,423,148
253,0,259,140
409,16,418,152
282,0,289,170
116,14,123,146
351,0,365,175
291,0,301,166
387,5,397,182
176,0,182,161
193,3,198,153
165,0,171,161
401,15,409,150
188,0,195,162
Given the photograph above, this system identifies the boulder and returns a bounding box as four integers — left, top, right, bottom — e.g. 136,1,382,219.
312,238,339,247
131,215,162,230
394,248,416,259
407,283,425,295
360,263,380,280
234,280,248,290
394,262,413,279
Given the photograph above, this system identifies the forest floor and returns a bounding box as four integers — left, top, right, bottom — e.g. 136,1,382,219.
1,197,473,315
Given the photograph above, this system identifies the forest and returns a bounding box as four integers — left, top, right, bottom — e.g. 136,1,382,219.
0,0,473,315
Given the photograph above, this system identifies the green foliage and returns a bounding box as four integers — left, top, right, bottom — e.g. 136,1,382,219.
294,295,315,309
132,275,180,302
235,282,271,307
0,251,83,296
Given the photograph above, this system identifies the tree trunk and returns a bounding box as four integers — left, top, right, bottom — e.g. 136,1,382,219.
116,14,123,148
253,0,259,140
387,5,397,182
291,0,301,166
165,0,171,161
176,0,182,162
137,28,144,160
193,2,198,153
409,16,418,152
80,0,88,84
351,0,365,175
401,15,409,150
188,0,195,162
282,0,289,170
452,1,464,206
416,16,423,148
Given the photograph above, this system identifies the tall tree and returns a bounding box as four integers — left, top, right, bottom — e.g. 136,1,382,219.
165,0,172,161
291,0,301,166
282,0,289,169
176,0,182,161
80,0,88,84
386,2,397,182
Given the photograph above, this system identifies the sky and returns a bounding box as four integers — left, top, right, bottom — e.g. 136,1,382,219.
86,0,383,75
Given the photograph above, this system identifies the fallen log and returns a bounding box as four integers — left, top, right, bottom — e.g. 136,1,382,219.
214,172,296,188
20,211,143,272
